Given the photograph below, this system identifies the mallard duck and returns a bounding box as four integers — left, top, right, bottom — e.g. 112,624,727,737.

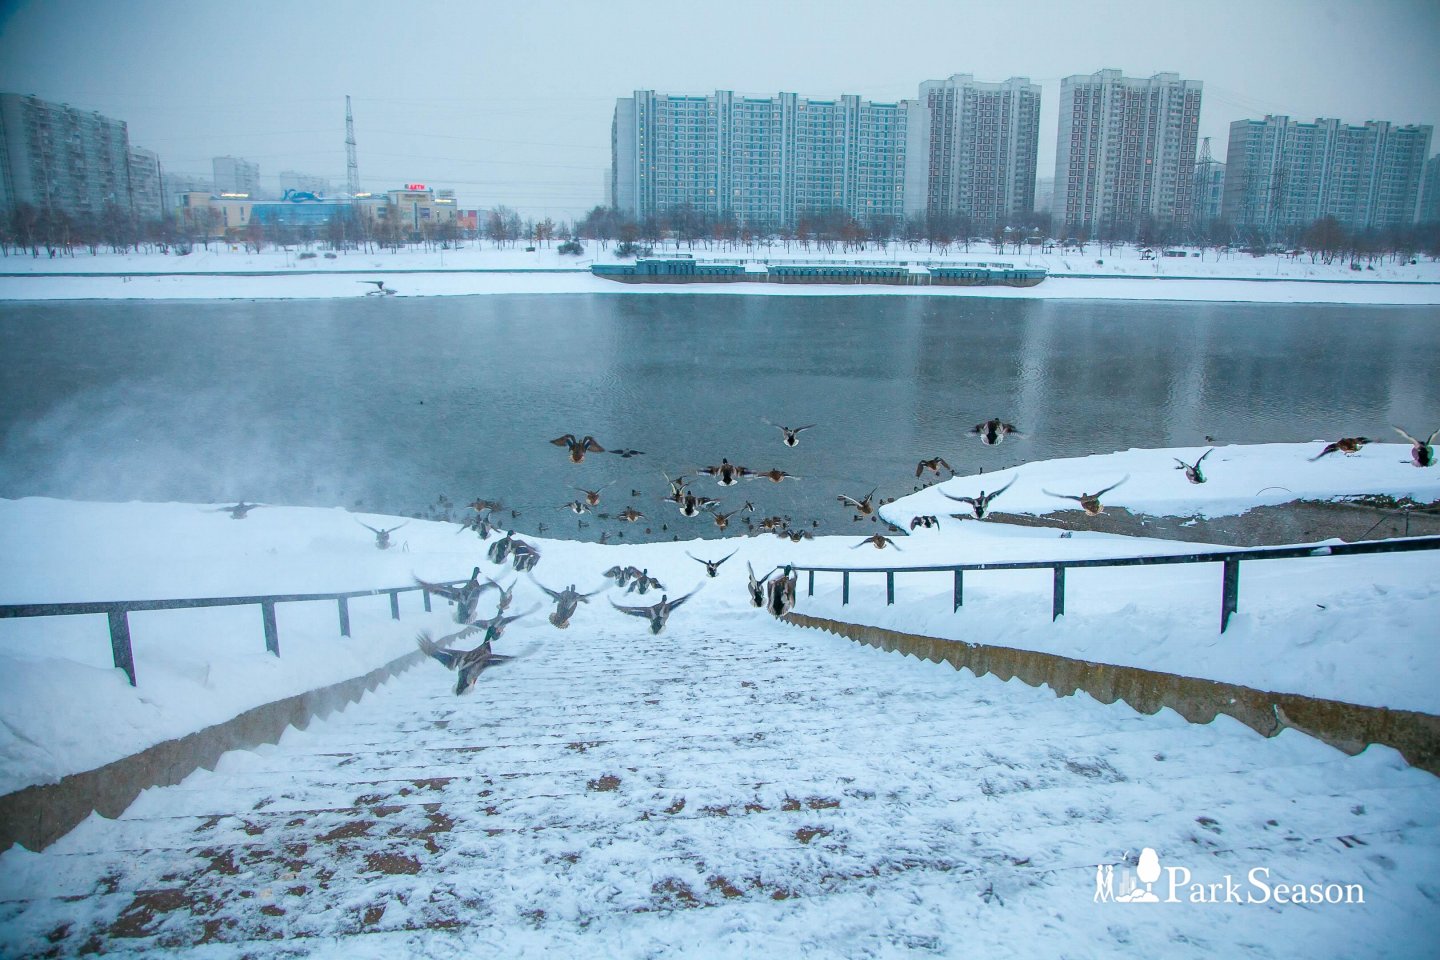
764,420,815,447
941,476,1016,520
836,487,878,517
700,458,754,486
488,532,516,564
754,468,799,483
608,448,646,458
457,513,496,539
625,569,664,595
1043,476,1129,516
212,502,263,519
414,567,494,624
468,604,538,642
765,566,797,616
712,509,740,532
853,534,901,550
747,562,777,607
915,457,953,477
909,515,939,530
532,578,605,629
1393,426,1438,467
416,629,512,695
467,497,504,513
509,540,541,572
559,499,592,514
1174,449,1214,484
576,483,614,506
550,434,605,463
781,528,814,542
971,419,1020,445
361,280,398,296
1309,437,1371,461
617,506,646,522
357,519,408,549
687,550,738,578
610,588,700,634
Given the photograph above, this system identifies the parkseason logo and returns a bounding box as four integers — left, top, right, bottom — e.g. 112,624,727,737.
1093,848,1365,905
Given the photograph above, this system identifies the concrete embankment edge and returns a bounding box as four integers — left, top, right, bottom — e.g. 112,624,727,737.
782,612,1440,776
0,650,424,853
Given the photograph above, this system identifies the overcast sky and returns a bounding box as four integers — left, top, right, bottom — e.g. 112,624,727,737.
1,0,1436,221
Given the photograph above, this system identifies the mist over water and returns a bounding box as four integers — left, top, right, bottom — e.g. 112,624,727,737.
1,295,1436,541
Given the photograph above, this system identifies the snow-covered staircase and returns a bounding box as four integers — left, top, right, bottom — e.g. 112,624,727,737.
2,608,1438,956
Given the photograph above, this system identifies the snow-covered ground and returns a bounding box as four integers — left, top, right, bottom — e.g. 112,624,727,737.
2,242,1437,303
2,440,1437,798
3,612,1438,957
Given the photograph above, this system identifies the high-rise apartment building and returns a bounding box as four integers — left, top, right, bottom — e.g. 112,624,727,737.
127,146,164,222
1223,116,1432,230
213,155,260,196
912,74,1041,227
1419,154,1440,225
1053,70,1203,235
0,92,135,220
613,90,914,230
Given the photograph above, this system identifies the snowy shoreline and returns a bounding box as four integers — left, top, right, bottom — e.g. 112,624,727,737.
2,242,1439,303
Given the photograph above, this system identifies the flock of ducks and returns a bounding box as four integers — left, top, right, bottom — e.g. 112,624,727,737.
207,412,1435,695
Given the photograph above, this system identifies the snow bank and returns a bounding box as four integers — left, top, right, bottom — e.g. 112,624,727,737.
883,441,1440,522
2,241,1437,304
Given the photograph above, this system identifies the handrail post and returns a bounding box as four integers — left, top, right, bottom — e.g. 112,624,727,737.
1221,559,1240,633
422,589,432,612
886,571,895,606
261,601,279,656
842,571,850,606
1052,567,1065,620
953,569,963,611
338,597,351,637
807,570,814,597
107,607,137,686
389,591,400,620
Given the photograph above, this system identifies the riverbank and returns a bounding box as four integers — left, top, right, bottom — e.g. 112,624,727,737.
2,242,1438,303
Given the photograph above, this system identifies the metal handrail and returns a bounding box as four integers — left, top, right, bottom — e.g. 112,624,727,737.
789,535,1440,633
0,578,466,687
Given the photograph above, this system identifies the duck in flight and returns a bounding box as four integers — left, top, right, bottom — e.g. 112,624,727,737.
972,419,1020,446
357,519,407,549
361,280,397,296
837,487,879,517
1309,437,1371,461
610,588,701,634
416,627,513,695
415,566,495,623
687,550,738,578
1174,449,1214,484
532,578,605,629
915,457,953,477
853,534,901,550
766,421,816,447
1392,426,1437,467
1042,476,1129,516
941,475,1016,520
551,434,605,463
212,502,263,519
